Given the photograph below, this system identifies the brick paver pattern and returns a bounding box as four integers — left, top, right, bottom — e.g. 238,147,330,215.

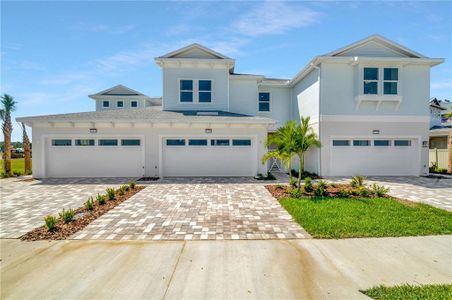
73,179,310,241
0,177,132,238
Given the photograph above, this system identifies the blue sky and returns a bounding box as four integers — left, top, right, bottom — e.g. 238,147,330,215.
2,1,451,141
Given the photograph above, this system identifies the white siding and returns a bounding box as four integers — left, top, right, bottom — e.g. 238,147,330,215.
336,41,407,57
229,78,258,116
258,86,291,128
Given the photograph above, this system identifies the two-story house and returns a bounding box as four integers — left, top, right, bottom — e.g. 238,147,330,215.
18,35,443,178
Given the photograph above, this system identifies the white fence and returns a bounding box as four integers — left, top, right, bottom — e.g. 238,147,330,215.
429,149,449,169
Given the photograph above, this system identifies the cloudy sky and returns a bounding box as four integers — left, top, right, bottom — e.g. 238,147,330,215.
2,1,451,141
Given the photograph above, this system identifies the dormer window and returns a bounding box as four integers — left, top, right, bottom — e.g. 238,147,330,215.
103,101,110,108
117,101,124,108
180,80,193,102
199,80,212,103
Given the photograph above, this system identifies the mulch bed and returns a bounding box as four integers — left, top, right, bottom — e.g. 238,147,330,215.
20,186,145,241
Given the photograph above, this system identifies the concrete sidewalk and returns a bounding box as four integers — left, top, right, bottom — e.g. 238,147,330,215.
1,236,451,299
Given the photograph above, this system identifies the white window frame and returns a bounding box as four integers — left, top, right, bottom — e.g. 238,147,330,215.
178,79,214,104
258,91,271,113
131,100,138,108
102,100,110,108
382,68,399,95
363,67,379,95
116,100,124,108
361,66,400,96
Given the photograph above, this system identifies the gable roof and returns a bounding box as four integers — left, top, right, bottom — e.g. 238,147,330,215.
325,34,426,58
89,85,150,98
158,43,231,60
430,98,446,110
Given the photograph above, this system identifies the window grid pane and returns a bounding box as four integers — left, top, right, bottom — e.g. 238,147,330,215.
117,101,123,107
394,140,411,146
121,139,140,146
103,101,109,107
232,139,251,146
364,68,378,80
259,92,270,102
131,101,138,107
259,102,270,112
384,68,398,80
384,82,397,95
374,140,391,146
199,80,211,91
166,139,185,146
188,139,208,146
52,139,72,146
332,140,350,146
211,139,230,146
180,91,193,102
353,140,370,146
75,139,95,146
180,80,193,91
199,91,212,102
364,82,378,94
99,139,118,146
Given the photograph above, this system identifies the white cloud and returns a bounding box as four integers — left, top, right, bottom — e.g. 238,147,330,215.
72,23,135,35
233,1,321,36
432,81,452,90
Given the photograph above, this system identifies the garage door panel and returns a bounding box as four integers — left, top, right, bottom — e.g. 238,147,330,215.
330,139,419,176
46,139,143,178
162,138,256,177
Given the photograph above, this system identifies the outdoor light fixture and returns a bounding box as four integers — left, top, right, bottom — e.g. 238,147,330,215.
89,128,97,133
372,129,380,134
205,128,212,134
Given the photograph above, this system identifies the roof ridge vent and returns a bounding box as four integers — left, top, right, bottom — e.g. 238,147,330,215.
197,111,219,116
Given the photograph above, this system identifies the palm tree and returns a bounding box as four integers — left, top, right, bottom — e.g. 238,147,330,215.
293,117,321,188
1,94,17,176
21,122,31,175
262,120,298,181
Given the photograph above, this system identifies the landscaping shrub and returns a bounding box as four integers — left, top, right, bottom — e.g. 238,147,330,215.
106,188,116,200
266,172,276,180
371,183,389,197
44,215,58,231
351,175,365,188
85,197,94,211
59,208,75,223
118,187,125,196
303,177,313,192
122,185,130,192
96,193,106,205
289,178,298,188
314,180,328,197
13,171,23,176
129,180,136,189
358,187,370,197
290,188,302,199
337,188,351,198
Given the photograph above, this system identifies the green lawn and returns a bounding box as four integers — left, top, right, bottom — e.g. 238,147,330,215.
0,158,32,175
280,197,452,238
362,284,452,300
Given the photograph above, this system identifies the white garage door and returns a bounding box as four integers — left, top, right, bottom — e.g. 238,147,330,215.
162,137,256,176
330,138,419,176
45,137,144,178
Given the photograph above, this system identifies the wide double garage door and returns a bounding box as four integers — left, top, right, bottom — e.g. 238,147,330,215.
162,137,256,176
330,138,420,176
45,137,144,178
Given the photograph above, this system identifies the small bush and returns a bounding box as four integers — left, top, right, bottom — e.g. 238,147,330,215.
266,172,276,180
106,188,116,200
314,180,328,197
351,175,365,188
85,197,94,211
303,177,313,192
59,208,75,223
96,193,106,205
44,215,58,231
358,187,370,197
337,188,351,198
122,185,130,192
275,184,284,189
129,180,136,189
289,178,298,188
118,188,125,196
13,171,23,176
290,188,302,198
371,183,389,197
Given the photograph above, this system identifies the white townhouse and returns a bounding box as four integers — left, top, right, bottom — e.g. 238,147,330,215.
18,35,443,178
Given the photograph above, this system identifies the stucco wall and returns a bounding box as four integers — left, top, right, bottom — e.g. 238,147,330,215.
229,78,258,116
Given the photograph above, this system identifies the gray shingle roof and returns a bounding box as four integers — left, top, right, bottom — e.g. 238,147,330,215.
17,108,275,124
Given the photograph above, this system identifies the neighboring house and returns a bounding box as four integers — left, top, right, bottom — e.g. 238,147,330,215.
429,98,451,150
17,34,444,178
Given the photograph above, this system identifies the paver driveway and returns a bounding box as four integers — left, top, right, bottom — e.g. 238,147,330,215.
74,178,309,241
0,177,132,238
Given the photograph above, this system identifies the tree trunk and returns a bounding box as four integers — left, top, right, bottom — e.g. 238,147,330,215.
22,123,31,175
448,129,452,173
2,113,12,176
297,154,303,189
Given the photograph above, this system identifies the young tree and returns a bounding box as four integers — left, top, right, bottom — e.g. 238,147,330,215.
21,122,32,175
262,120,297,181
293,117,321,188
1,94,17,176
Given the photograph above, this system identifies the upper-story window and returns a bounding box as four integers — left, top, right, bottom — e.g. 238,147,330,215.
131,101,138,107
199,80,212,103
383,68,398,95
117,100,124,108
258,92,271,112
363,67,399,95
180,80,193,102
103,101,110,108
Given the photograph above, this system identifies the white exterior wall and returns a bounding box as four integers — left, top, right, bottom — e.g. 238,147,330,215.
31,124,268,178
258,85,291,128
229,78,259,116
162,67,229,111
